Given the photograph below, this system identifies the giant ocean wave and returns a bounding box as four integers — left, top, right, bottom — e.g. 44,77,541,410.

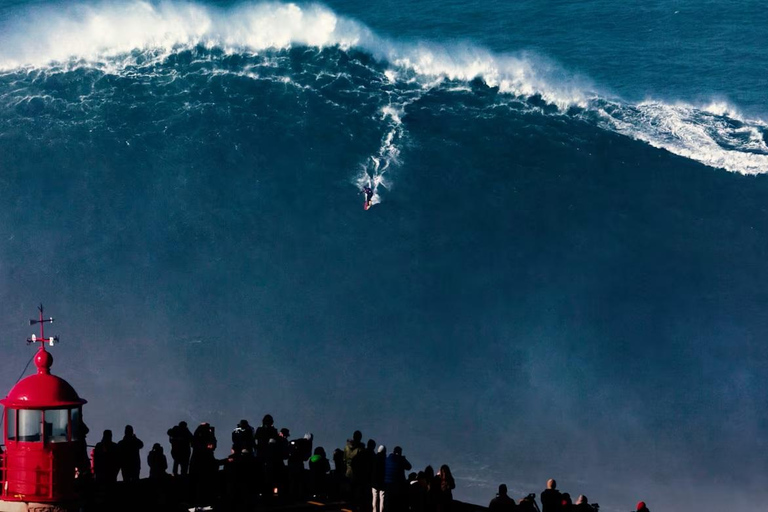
1,0,767,176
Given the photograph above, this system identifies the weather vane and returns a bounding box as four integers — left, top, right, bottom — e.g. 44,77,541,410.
27,303,59,347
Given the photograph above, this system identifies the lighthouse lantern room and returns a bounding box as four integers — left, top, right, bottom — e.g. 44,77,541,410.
0,306,87,505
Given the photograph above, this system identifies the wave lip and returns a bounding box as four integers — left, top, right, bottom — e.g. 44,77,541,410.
0,1,372,69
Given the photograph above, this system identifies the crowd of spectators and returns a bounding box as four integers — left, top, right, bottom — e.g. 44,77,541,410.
86,417,649,512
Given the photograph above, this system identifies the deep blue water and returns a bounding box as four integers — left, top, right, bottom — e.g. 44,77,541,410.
0,2,767,511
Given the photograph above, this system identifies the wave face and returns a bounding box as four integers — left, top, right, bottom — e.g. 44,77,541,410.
1,3,768,512
1,1,767,175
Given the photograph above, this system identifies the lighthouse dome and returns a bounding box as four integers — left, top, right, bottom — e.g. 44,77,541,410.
1,348,86,409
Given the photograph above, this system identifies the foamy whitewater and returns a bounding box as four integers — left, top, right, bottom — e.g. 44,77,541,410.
1,2,768,512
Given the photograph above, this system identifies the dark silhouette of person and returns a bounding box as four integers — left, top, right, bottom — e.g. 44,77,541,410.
574,495,592,512
384,446,412,512
309,446,331,498
344,430,365,504
224,447,258,511
118,425,144,482
561,493,574,511
489,484,518,512
190,422,217,476
75,418,91,479
371,445,386,512
424,465,438,512
147,443,168,479
518,493,540,512
344,430,365,481
255,414,278,459
635,501,650,512
354,439,376,512
167,420,193,476
332,448,346,498
541,479,562,512
93,429,120,484
232,419,255,454
255,415,278,497
363,186,374,208
190,422,218,501
264,429,290,497
436,465,455,512
287,432,313,499
409,471,429,512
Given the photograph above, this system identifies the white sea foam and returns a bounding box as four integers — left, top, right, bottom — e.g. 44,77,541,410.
597,100,768,175
0,0,766,175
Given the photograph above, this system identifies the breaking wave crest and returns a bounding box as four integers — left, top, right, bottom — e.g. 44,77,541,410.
0,0,766,175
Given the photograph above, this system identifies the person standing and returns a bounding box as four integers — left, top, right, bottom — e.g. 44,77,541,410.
371,445,387,512
384,446,412,512
489,484,518,512
118,425,144,482
541,479,562,512
93,430,120,484
147,443,168,479
167,420,193,476
436,465,455,512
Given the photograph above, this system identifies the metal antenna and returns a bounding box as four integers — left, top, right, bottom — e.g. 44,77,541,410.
28,303,59,347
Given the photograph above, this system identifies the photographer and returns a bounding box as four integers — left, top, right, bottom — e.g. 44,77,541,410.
232,419,255,454
518,493,540,512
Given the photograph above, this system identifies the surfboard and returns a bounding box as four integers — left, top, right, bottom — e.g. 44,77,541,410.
364,201,371,210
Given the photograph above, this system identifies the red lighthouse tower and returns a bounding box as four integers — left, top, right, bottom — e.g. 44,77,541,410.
0,306,86,510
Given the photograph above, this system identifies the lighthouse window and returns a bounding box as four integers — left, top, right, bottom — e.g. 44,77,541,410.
6,410,16,441
17,409,42,442
70,408,82,441
45,409,69,443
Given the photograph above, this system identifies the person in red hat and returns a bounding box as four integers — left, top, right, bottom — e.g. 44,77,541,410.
636,501,650,512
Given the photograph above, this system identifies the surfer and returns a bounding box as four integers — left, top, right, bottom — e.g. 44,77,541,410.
363,186,374,210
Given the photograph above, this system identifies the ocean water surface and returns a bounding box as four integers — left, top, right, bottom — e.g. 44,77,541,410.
0,1,767,511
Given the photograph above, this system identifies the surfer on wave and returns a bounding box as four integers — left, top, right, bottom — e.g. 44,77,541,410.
363,186,374,210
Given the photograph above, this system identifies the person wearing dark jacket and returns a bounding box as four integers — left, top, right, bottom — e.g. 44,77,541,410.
574,495,592,512
371,445,387,512
93,430,120,483
384,446,412,512
309,446,331,498
118,425,144,482
489,484,518,512
190,422,218,477
518,494,539,512
541,479,562,512
147,443,168,479
232,419,255,454
436,465,455,512
255,414,278,459
167,421,193,476
635,501,649,512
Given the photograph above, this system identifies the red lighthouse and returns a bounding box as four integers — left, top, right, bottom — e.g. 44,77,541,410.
0,306,87,508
